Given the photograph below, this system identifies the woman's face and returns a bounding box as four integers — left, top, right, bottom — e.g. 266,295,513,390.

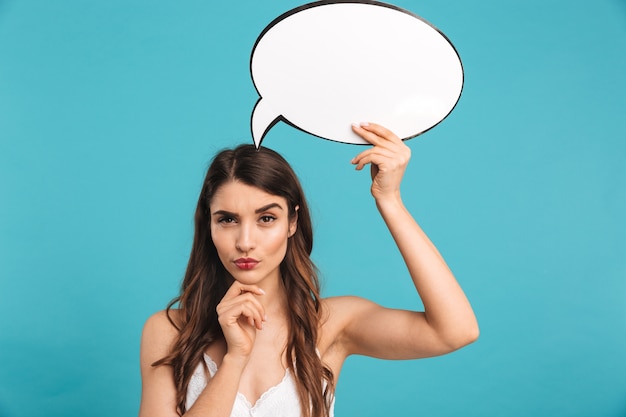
210,180,297,287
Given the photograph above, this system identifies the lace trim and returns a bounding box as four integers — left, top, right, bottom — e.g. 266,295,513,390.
202,353,218,376
186,353,334,417
235,368,291,410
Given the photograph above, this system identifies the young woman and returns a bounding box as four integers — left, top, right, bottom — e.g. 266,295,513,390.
138,123,479,417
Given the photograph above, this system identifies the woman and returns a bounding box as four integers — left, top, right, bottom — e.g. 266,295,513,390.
139,123,479,417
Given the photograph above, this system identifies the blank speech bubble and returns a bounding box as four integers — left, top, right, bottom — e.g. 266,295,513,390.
250,0,464,148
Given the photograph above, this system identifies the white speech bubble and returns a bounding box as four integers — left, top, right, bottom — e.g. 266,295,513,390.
250,0,464,148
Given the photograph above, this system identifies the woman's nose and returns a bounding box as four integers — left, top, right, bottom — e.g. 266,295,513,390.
235,222,256,253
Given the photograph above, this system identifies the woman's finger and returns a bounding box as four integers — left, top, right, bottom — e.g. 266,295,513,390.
237,304,264,330
352,148,396,171
352,138,410,168
218,300,265,330
349,122,412,200
351,122,401,146
223,281,266,300
218,292,266,319
217,292,266,330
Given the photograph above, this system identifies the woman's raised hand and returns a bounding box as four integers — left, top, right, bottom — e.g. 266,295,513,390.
351,123,411,202
216,282,266,362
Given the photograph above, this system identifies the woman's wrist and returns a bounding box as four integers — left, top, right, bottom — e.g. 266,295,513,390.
374,191,403,211
221,352,250,371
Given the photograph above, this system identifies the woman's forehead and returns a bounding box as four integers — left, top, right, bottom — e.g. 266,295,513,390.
210,181,287,212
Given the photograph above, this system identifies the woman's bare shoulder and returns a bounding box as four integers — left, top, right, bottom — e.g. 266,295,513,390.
143,309,182,332
319,297,374,339
322,295,375,319
140,310,182,366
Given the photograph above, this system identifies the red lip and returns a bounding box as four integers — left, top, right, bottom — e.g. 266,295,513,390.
234,258,259,270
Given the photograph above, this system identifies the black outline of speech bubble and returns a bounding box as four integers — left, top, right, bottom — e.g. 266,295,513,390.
250,0,464,148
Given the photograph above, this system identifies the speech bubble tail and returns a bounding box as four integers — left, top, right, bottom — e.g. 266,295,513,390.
251,98,282,149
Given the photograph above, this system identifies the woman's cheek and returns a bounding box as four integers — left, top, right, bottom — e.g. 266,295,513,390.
211,228,232,264
265,226,289,254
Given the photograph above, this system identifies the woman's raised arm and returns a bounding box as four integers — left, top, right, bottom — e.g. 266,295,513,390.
332,123,478,360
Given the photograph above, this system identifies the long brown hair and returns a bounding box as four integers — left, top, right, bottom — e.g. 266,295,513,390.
153,144,334,416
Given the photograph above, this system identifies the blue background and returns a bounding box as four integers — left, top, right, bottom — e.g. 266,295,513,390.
1,0,625,416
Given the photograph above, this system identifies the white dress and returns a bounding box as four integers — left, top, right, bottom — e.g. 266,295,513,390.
185,354,335,417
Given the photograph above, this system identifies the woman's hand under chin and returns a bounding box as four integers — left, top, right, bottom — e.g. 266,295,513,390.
215,282,267,363
350,122,411,203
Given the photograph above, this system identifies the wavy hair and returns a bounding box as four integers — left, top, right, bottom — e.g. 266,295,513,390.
153,144,334,416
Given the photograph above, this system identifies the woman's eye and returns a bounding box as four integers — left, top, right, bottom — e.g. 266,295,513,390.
260,215,276,223
218,217,236,224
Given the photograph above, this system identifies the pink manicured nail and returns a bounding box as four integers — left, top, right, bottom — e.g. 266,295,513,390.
360,122,370,127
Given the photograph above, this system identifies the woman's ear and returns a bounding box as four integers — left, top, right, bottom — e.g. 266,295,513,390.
289,205,299,237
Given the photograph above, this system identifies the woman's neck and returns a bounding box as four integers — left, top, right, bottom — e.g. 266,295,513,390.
257,274,289,318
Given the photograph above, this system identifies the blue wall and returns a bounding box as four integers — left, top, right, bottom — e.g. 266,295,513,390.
1,1,625,416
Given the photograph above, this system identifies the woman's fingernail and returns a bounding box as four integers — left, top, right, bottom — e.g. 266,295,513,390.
258,288,266,295
360,122,370,127
351,123,359,128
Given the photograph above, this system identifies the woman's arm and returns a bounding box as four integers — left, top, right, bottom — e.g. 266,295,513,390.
333,123,478,360
138,311,180,416
138,311,246,417
138,283,266,417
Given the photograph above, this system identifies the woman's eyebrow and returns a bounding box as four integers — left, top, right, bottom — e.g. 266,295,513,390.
255,203,283,213
212,209,237,217
211,203,283,217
